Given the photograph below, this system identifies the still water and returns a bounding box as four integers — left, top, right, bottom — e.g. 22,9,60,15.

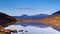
5,22,60,34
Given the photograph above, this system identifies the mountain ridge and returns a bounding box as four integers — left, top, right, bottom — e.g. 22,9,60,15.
14,14,49,20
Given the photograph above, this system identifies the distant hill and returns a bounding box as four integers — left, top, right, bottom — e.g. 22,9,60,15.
14,14,49,20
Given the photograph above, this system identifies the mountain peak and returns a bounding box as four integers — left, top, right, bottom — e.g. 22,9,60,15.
21,14,28,17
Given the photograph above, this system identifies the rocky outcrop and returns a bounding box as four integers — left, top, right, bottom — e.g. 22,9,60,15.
0,28,17,34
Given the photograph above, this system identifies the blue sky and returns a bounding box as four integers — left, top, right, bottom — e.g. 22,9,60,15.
0,0,60,16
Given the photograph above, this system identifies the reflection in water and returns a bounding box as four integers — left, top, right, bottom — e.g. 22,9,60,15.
15,22,48,28
5,25,60,34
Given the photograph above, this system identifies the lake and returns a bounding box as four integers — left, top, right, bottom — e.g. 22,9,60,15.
5,22,60,34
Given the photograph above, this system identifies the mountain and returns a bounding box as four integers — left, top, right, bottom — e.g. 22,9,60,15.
52,10,60,15
0,12,16,27
14,14,48,20
14,14,29,19
30,10,60,31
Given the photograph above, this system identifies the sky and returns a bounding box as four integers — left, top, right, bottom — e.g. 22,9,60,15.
0,0,60,16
